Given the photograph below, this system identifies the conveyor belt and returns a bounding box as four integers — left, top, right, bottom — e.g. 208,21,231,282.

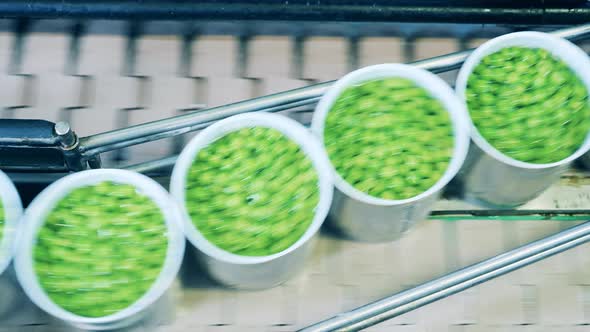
3,19,590,332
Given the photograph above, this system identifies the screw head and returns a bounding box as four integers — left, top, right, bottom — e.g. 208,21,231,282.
54,121,71,136
54,121,77,149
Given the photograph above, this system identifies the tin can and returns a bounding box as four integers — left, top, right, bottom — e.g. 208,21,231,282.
311,63,470,242
455,31,590,207
0,170,23,318
170,112,334,289
0,169,22,276
14,169,185,330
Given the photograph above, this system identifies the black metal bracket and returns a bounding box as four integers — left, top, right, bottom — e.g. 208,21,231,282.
0,119,86,172
0,1,587,24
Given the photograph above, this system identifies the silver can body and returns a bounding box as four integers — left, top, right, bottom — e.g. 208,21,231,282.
328,188,440,242
579,153,590,169
454,32,590,208
194,239,315,289
171,113,334,290
459,143,568,208
311,64,471,244
0,266,26,321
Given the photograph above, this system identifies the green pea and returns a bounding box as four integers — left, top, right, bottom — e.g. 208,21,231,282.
505,72,521,84
324,77,453,200
478,67,506,82
466,46,590,163
381,77,415,89
34,181,168,318
269,235,299,253
185,127,319,257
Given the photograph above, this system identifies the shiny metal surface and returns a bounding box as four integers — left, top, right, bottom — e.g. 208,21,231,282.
578,152,590,169
328,175,441,242
299,219,590,332
123,155,177,175
193,240,316,290
79,88,326,158
458,144,569,208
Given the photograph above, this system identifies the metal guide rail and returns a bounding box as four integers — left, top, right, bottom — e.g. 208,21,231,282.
3,22,590,331
0,1,588,24
299,220,590,331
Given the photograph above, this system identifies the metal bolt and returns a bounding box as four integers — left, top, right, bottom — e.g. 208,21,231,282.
54,121,78,149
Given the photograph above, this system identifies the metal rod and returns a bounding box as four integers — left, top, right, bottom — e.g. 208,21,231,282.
299,220,590,332
0,1,588,24
78,23,590,159
122,155,178,174
79,93,324,156
79,45,467,156
430,209,590,217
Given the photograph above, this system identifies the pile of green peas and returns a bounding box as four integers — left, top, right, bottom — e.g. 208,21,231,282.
34,181,168,318
185,127,319,257
324,77,454,200
466,46,590,163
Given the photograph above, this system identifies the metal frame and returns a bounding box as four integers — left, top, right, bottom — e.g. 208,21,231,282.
0,1,587,24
